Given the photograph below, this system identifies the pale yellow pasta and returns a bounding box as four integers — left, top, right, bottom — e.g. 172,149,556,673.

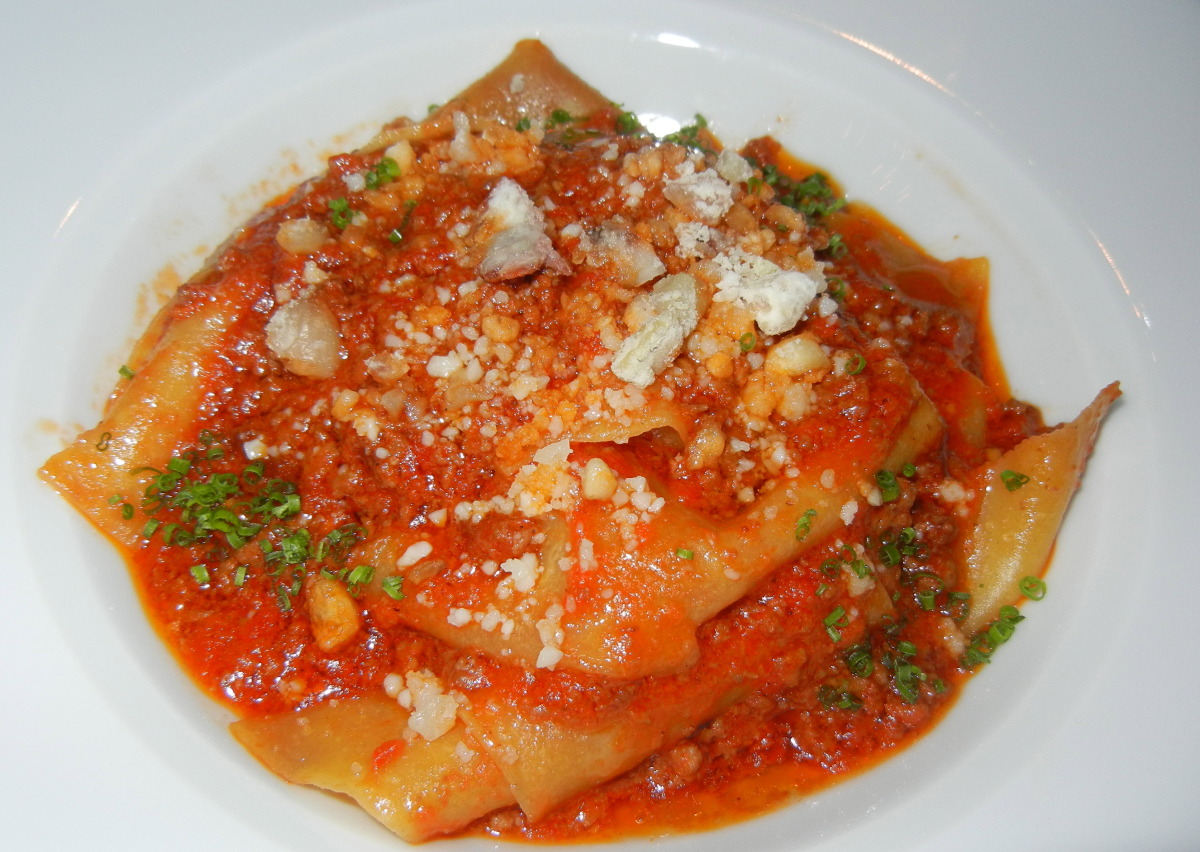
42,299,250,548
961,382,1120,634
232,695,515,843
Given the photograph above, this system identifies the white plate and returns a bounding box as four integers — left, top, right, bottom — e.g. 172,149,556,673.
3,1,1197,849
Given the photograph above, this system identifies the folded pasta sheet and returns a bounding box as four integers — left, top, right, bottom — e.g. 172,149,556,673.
42,39,1117,843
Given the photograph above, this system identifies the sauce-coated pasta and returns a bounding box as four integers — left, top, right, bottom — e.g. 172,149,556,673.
41,40,1117,842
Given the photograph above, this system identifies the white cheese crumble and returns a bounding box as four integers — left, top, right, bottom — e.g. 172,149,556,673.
399,670,459,742
715,149,754,185
674,221,717,259
397,540,433,568
265,298,341,379
477,177,568,282
500,552,540,593
585,222,666,286
611,273,701,388
449,110,477,163
764,333,831,377
711,249,827,336
663,168,734,224
581,457,618,500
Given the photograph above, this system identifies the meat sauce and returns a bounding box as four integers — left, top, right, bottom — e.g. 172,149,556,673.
117,106,1041,840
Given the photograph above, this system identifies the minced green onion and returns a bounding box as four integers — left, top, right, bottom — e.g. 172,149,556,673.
817,684,862,711
879,541,901,567
276,530,311,565
739,331,757,352
745,160,845,219
615,111,640,134
1019,575,1047,600
961,604,1027,668
846,644,874,678
387,198,418,245
892,659,926,703
514,116,532,132
825,233,848,258
846,353,866,375
795,508,817,541
381,575,405,600
675,547,694,559
189,564,210,585
988,619,1016,645
875,469,900,502
364,157,400,190
1000,469,1031,492
823,606,849,642
317,524,367,563
662,114,710,152
345,564,375,592
998,604,1024,624
119,365,135,380
328,197,353,228
945,591,971,622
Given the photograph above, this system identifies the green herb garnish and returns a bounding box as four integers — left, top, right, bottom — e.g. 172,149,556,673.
328,197,354,228
364,156,401,190
1001,469,1031,491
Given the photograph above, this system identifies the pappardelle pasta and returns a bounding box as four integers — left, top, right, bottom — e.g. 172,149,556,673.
41,40,1117,842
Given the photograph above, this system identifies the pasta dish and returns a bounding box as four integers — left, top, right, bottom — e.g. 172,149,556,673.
40,40,1117,842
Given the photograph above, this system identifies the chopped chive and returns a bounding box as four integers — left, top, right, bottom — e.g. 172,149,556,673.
381,575,405,600
846,644,874,678
1019,575,1047,600
823,606,849,643
875,470,900,503
1000,469,1030,491
795,508,817,541
328,197,353,228
615,111,640,134
346,564,375,587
